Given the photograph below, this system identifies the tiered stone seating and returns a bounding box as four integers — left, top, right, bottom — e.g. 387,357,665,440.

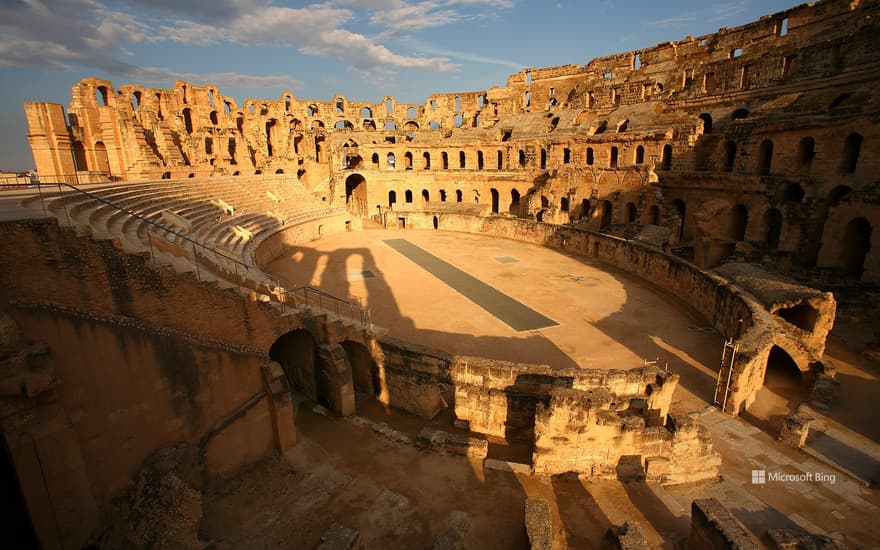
21,175,331,292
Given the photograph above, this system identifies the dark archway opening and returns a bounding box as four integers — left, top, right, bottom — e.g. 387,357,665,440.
757,139,773,176
776,303,819,333
672,199,686,241
0,435,38,549
764,208,783,250
841,217,871,279
724,141,736,172
764,345,806,394
341,341,379,398
405,190,413,203
491,188,500,214
269,329,319,404
730,204,748,241
580,199,591,220
388,190,397,207
600,200,613,229
344,173,367,216
510,189,521,216
699,113,713,134
433,216,439,229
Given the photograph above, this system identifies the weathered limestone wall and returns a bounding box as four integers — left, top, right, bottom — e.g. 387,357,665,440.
0,219,301,549
687,499,759,550
450,358,676,439
531,390,720,484
253,212,353,266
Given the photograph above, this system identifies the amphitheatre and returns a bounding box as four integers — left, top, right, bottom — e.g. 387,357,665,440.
1,0,880,548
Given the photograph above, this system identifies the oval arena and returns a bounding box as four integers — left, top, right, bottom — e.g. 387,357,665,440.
3,1,880,548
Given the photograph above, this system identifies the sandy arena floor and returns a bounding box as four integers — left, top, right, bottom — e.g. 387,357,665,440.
265,227,723,412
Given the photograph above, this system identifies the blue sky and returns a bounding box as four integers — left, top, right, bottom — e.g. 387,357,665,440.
0,0,804,171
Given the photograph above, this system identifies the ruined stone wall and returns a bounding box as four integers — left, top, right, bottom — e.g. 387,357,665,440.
531,390,720,484
0,220,308,550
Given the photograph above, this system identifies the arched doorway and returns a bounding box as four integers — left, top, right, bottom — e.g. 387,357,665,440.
600,200,613,229
341,340,379,397
763,208,783,249
510,189,521,216
763,345,807,399
841,217,871,279
491,188,500,214
730,204,748,241
94,142,111,174
672,199,686,241
345,173,367,216
580,199,591,220
269,329,318,403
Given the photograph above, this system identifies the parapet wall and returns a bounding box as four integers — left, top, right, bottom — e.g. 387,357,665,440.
391,211,833,414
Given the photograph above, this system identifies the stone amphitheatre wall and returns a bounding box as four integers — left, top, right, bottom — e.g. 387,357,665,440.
0,219,302,548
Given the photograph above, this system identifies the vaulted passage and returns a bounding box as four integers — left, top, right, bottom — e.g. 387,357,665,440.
270,329,319,403
345,173,367,216
341,340,379,397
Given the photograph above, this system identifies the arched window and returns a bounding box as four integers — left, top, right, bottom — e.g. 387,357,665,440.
764,208,783,249
797,137,815,171
387,152,396,169
730,204,748,241
586,147,594,166
699,113,713,134
456,189,463,202
405,190,413,203
841,133,863,174
388,191,397,206
757,140,773,175
661,144,672,170
625,202,637,223
610,147,619,168
635,146,644,164
423,152,431,170
441,152,449,170
459,151,466,169
724,141,737,172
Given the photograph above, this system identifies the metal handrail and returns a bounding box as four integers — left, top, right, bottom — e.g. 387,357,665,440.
282,285,372,328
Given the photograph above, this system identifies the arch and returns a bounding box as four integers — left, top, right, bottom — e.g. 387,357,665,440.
312,120,325,129
388,190,397,207
269,329,318,402
625,202,637,223
441,151,449,170
344,173,367,215
841,217,871,279
93,142,110,173
600,200,613,229
649,204,660,225
560,197,569,212
182,108,193,133
459,151,466,169
828,185,852,206
96,85,108,106
497,150,503,169
477,151,484,170
580,199,591,220
384,121,396,131
161,171,171,179
429,120,441,130
385,98,393,114
510,189,521,215
672,199,686,240
456,189,463,203
386,152,396,170
586,147,594,166
335,97,345,113
757,139,773,175
363,119,376,131
731,108,749,120
610,147,619,168
540,149,547,169
776,303,819,333
763,208,783,249
421,189,430,204
841,133,862,174
723,141,737,172
371,153,379,167
518,150,526,167
209,110,218,125
405,190,413,203
72,141,87,171
360,106,372,118
781,183,805,203
635,145,645,164
404,121,419,132
275,168,284,174
406,106,418,118
404,151,413,170
433,216,439,230
661,144,672,170
763,345,807,397
439,190,447,202
797,137,815,170
422,152,430,169
341,341,379,397
699,113,713,134
491,188,500,214
334,120,353,130
453,114,463,127
730,204,748,241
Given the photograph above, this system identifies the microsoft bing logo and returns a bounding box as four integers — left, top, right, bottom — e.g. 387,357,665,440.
751,469,766,484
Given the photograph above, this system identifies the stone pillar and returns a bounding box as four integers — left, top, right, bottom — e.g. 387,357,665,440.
779,413,813,448
260,361,296,451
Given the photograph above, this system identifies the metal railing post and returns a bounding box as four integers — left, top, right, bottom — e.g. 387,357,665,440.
36,183,47,217
56,182,70,225
192,243,201,281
